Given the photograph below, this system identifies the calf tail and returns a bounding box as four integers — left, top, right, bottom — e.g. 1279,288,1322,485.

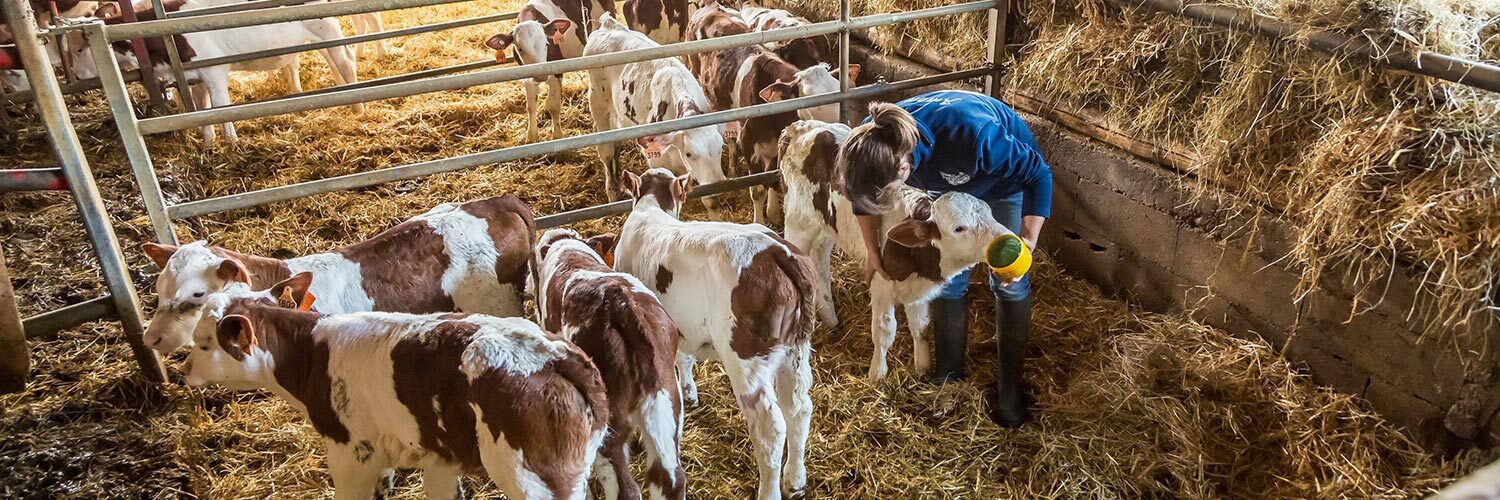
601,284,669,391
554,345,611,429
772,244,818,345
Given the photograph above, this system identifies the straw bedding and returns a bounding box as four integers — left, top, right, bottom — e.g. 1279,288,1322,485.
0,1,1479,497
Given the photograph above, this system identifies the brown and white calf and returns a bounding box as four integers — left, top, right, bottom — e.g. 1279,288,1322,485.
585,13,726,201
535,229,685,500
615,168,817,500
685,0,854,225
778,120,1013,380
738,2,832,71
184,278,606,500
142,195,535,352
484,0,615,143
621,0,690,45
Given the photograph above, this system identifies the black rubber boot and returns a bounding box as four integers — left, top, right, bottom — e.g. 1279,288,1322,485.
925,297,969,384
991,296,1031,428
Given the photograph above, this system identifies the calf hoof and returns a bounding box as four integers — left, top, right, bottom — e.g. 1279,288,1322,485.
785,487,807,500
682,392,699,410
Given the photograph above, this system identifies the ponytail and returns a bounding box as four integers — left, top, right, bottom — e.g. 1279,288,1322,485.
838,102,919,215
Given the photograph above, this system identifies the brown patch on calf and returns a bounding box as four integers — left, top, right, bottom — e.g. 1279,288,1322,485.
728,242,816,359
636,171,679,214
471,342,607,500
208,247,293,289
460,195,536,308
338,222,457,313
220,300,350,443
625,0,686,41
391,321,485,472
655,265,674,294
804,130,841,229
880,200,942,281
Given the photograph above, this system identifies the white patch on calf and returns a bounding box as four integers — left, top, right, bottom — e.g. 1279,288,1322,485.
413,206,518,316
286,253,376,314
459,316,567,378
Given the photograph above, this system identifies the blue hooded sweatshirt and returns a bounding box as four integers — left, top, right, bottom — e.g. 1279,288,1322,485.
884,90,1053,218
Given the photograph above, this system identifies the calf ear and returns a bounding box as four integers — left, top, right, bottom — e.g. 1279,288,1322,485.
140,242,179,270
619,170,641,199
269,272,315,310
485,33,515,52
758,81,796,103
887,219,939,247
911,197,933,221
585,233,618,257
671,174,694,202
92,2,121,19
216,314,256,360
545,20,573,44
217,259,251,284
839,64,861,84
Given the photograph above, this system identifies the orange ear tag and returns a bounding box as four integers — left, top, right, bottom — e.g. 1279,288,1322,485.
603,251,615,268
297,292,317,312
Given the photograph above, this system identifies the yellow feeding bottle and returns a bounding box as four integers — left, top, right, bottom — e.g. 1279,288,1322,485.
986,234,1032,281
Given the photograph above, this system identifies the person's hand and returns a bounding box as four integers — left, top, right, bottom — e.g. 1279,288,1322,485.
863,257,891,283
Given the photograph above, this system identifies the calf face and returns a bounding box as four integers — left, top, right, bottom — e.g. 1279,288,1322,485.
485,19,572,69
758,63,861,123
141,241,291,352
182,274,312,389
620,168,693,218
884,191,1013,279
636,121,723,184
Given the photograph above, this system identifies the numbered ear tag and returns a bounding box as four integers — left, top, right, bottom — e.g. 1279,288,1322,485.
276,287,317,311
723,120,741,140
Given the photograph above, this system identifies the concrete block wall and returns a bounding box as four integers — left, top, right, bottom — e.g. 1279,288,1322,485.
1024,116,1500,453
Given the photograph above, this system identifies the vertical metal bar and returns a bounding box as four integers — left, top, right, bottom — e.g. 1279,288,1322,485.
3,4,167,384
837,0,851,123
84,22,177,245
0,247,30,394
115,0,171,115
984,0,1008,99
148,0,197,112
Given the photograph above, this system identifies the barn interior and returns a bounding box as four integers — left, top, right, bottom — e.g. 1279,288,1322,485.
0,0,1495,497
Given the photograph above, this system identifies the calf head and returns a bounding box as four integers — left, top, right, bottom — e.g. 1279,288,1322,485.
537,228,617,266
758,63,860,122
885,192,1012,280
635,115,724,183
182,273,313,390
485,18,572,73
621,168,692,218
141,241,278,352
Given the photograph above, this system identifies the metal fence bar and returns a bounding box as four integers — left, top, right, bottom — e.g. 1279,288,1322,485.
0,69,144,104
169,67,988,219
115,0,171,115
136,1,994,135
152,0,199,113
180,11,518,72
535,171,782,229
1,168,69,192
837,0,851,122
4,3,167,384
22,295,115,340
260,59,502,102
0,249,29,393
107,0,474,40
169,0,314,19
84,23,177,245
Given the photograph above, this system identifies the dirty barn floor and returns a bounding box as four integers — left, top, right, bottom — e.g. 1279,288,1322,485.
0,1,1473,498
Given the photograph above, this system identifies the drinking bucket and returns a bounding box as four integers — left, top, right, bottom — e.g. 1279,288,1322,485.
986,234,1032,281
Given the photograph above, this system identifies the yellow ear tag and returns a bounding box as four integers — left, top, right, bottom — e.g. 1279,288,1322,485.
276,287,317,311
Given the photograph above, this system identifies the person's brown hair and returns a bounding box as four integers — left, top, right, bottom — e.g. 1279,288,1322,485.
837,102,919,215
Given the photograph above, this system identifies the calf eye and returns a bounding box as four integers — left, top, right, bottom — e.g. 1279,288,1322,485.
193,292,205,298
954,226,968,233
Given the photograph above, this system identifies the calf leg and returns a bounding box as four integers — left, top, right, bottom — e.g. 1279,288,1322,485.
725,357,786,500
868,289,898,381
524,79,541,143
326,439,389,500
786,225,837,328
586,71,619,199
676,352,699,409
281,64,303,94
592,451,621,500
547,75,563,140
903,301,933,375
603,424,643,500
422,465,464,500
641,388,685,500
775,343,813,499
318,45,364,113
189,82,215,146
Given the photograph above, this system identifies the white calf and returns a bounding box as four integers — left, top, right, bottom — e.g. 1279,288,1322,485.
779,120,1013,380
585,13,725,201
615,168,816,500
484,0,611,142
